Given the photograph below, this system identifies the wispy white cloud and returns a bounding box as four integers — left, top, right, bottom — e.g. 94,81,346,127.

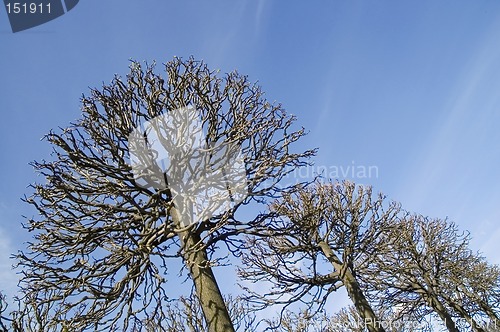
253,0,269,39
398,15,500,215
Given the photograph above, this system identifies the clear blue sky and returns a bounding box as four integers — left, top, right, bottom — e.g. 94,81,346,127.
1,0,500,316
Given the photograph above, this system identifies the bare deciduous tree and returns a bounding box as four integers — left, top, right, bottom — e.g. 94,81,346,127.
127,293,258,332
239,180,402,332
15,57,315,331
365,215,498,332
264,309,336,332
0,291,62,332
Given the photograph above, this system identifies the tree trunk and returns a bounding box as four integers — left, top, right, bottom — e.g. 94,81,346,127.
172,208,235,332
318,241,385,332
427,294,459,332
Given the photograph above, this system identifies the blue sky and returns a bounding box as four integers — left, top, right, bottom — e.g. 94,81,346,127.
1,0,500,319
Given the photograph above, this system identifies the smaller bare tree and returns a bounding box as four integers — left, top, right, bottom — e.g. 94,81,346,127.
364,215,491,332
239,180,402,332
0,290,259,332
449,256,500,329
126,293,258,332
263,305,429,332
0,290,66,332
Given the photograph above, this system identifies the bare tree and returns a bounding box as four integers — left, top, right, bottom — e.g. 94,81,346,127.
264,309,336,332
364,215,493,332
239,180,402,332
0,292,11,332
127,293,258,332
16,57,315,331
0,291,63,332
1,290,259,332
449,256,500,330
